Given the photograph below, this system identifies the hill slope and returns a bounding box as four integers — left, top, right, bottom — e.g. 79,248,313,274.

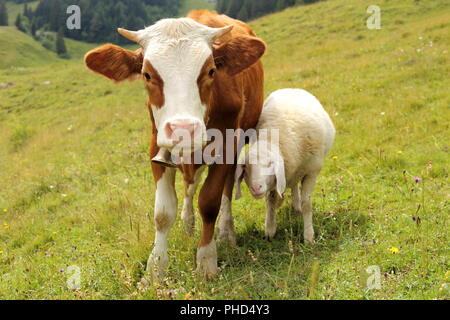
179,0,215,16
5,0,39,26
0,26,59,68
0,0,448,300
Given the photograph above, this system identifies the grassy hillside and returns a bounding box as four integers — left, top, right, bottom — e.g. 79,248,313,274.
0,26,97,69
5,1,39,26
0,0,449,300
179,0,216,16
0,26,59,68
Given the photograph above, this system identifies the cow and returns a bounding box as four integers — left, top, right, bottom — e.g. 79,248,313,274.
84,10,266,279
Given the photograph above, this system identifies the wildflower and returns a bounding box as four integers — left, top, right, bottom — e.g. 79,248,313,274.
247,250,257,262
444,271,450,281
380,112,386,116
397,151,403,155
332,156,338,160
3,209,7,213
0,250,4,254
3,222,9,230
414,177,422,183
390,247,399,254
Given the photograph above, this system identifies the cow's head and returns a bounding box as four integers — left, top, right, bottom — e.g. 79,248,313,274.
85,18,266,154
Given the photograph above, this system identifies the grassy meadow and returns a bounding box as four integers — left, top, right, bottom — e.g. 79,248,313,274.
0,0,449,300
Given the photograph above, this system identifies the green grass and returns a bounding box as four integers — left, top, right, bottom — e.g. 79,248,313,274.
179,0,216,16
5,1,39,26
0,26,96,69
0,0,449,300
0,26,59,68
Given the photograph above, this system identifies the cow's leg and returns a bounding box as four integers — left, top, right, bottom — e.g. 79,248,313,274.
265,191,277,240
146,134,178,280
197,164,230,277
292,183,302,214
300,173,318,244
147,167,177,279
217,164,237,245
181,166,205,234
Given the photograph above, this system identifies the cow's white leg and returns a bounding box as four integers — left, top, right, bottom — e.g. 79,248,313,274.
147,168,177,280
265,191,277,240
181,166,205,234
301,173,318,244
217,195,237,245
292,183,302,214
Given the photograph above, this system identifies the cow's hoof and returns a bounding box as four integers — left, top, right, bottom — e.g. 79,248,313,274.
265,224,277,241
146,249,169,282
304,229,315,245
181,217,195,235
217,229,237,246
196,241,219,278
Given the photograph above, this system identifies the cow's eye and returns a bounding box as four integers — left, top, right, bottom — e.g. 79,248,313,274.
208,68,216,78
144,73,151,81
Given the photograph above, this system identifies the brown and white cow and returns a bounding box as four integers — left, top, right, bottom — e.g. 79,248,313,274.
84,10,265,279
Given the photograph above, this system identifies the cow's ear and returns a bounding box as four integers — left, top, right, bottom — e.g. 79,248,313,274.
84,44,143,82
214,36,266,76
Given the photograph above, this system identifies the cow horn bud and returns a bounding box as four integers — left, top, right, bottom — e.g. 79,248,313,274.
117,28,141,43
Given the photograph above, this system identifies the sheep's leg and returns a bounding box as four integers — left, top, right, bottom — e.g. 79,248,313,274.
292,183,302,215
301,174,318,244
265,191,277,240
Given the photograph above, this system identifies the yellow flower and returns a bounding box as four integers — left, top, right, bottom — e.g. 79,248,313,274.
3,222,10,230
397,151,403,155
53,232,58,235
332,156,338,160
3,209,7,213
390,247,399,254
0,250,4,254
444,271,450,281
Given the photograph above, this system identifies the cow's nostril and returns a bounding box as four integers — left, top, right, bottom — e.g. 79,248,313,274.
166,121,200,140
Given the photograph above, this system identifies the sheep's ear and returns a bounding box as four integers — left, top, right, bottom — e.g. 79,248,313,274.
235,164,245,200
274,158,286,198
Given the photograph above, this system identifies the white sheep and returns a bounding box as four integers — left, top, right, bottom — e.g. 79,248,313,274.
235,88,336,242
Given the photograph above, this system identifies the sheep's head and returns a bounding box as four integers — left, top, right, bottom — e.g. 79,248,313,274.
235,142,286,200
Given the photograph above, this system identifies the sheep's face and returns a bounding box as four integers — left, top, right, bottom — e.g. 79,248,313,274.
235,142,286,200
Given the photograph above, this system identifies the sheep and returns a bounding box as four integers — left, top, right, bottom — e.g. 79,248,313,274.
235,88,336,243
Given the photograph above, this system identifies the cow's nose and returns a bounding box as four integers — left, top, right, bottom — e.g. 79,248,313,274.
165,120,200,141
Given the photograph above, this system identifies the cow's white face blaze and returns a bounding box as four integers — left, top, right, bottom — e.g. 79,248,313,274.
122,19,233,153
